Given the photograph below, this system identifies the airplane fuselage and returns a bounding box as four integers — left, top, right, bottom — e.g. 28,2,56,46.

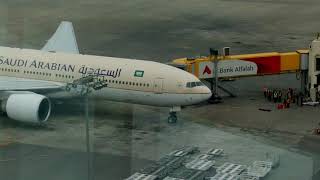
0,46,212,107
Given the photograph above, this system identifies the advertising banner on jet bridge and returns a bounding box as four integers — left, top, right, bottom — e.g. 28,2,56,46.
198,60,258,79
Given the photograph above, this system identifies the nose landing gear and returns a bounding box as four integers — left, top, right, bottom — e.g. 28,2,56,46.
168,112,178,123
167,106,181,124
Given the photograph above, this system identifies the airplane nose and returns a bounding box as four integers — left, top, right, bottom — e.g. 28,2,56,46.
204,87,212,100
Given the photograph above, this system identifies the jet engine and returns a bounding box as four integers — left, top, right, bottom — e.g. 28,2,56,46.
2,93,51,123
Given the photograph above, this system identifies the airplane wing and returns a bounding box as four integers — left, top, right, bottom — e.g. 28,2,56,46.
42,21,79,54
0,76,65,91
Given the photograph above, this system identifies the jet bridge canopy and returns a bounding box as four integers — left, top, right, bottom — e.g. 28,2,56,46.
170,50,306,79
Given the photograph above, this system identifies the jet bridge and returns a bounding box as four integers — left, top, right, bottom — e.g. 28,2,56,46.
170,37,320,102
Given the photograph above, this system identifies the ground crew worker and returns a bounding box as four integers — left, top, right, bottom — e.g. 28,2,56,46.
278,90,282,102
267,89,272,101
263,87,267,98
292,91,296,103
273,90,278,103
286,98,290,108
289,88,294,102
289,88,293,96
286,89,291,103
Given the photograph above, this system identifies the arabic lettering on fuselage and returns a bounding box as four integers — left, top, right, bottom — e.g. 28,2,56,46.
78,65,122,78
0,56,122,78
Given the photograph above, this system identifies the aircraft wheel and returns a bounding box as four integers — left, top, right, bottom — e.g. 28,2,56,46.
168,113,177,123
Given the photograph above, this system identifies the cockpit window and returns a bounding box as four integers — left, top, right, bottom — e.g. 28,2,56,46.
186,81,205,88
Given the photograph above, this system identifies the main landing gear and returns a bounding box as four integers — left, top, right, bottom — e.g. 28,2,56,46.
167,106,181,124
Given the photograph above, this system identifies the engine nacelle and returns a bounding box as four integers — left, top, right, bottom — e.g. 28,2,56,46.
4,94,51,123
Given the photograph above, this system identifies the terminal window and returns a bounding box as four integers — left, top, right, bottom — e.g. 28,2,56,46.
316,57,320,71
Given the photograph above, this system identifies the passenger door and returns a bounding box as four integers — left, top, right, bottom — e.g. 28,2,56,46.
153,78,164,94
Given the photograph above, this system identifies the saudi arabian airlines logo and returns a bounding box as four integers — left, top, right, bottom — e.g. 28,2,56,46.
134,70,144,77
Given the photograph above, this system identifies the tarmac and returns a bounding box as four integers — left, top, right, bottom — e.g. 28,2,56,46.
0,0,320,180
0,95,318,180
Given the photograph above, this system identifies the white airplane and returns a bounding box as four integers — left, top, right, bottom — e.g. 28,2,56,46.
0,21,212,124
